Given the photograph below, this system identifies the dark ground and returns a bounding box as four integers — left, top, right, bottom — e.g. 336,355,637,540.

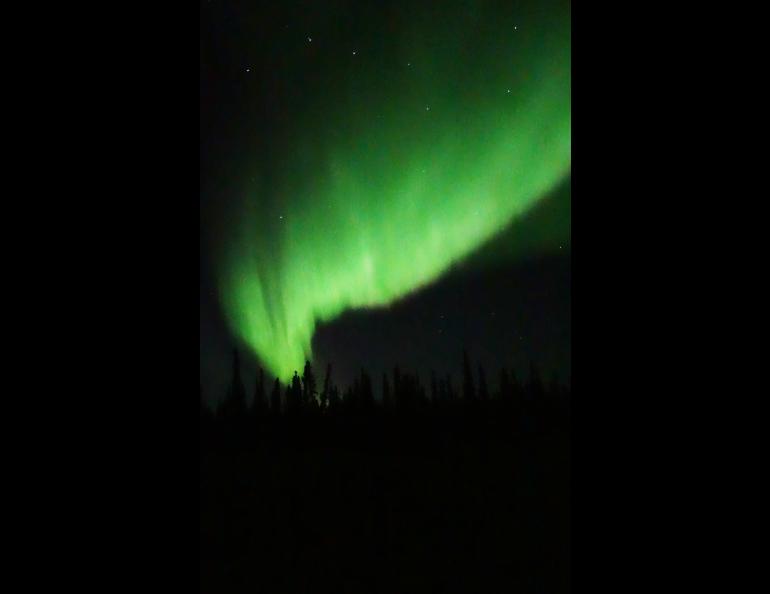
200,398,570,594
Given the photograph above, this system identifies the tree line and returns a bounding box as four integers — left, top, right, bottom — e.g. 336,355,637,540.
201,349,570,452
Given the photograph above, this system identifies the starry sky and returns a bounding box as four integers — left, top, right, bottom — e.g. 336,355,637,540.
200,0,570,403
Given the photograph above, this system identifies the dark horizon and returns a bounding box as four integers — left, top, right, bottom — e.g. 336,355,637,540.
202,343,571,414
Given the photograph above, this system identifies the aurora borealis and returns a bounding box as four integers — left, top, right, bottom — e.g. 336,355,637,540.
206,0,571,382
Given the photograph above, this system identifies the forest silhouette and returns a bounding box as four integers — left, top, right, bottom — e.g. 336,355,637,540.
201,351,570,594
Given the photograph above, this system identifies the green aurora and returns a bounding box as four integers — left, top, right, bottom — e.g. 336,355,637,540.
214,1,571,381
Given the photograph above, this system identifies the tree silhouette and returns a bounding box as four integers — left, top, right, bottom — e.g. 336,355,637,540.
220,349,247,421
320,363,332,410
478,363,489,401
201,351,569,442
253,366,266,417
360,368,374,411
290,371,302,413
302,360,317,408
393,366,401,400
438,377,448,402
510,368,522,398
382,373,392,409
430,371,438,404
285,382,293,415
328,383,341,412
462,350,476,401
445,373,456,401
499,367,512,402
270,377,281,415
528,361,545,400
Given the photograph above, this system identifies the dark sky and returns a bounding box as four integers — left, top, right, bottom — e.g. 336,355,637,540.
200,0,570,405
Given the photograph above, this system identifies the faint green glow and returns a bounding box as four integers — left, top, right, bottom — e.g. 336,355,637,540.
215,2,570,380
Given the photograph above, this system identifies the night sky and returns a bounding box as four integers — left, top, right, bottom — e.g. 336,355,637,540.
200,0,570,405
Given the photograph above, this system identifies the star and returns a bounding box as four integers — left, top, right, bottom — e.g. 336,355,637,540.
352,50,357,55
507,89,511,94
426,106,430,111
246,68,250,73
307,36,312,42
